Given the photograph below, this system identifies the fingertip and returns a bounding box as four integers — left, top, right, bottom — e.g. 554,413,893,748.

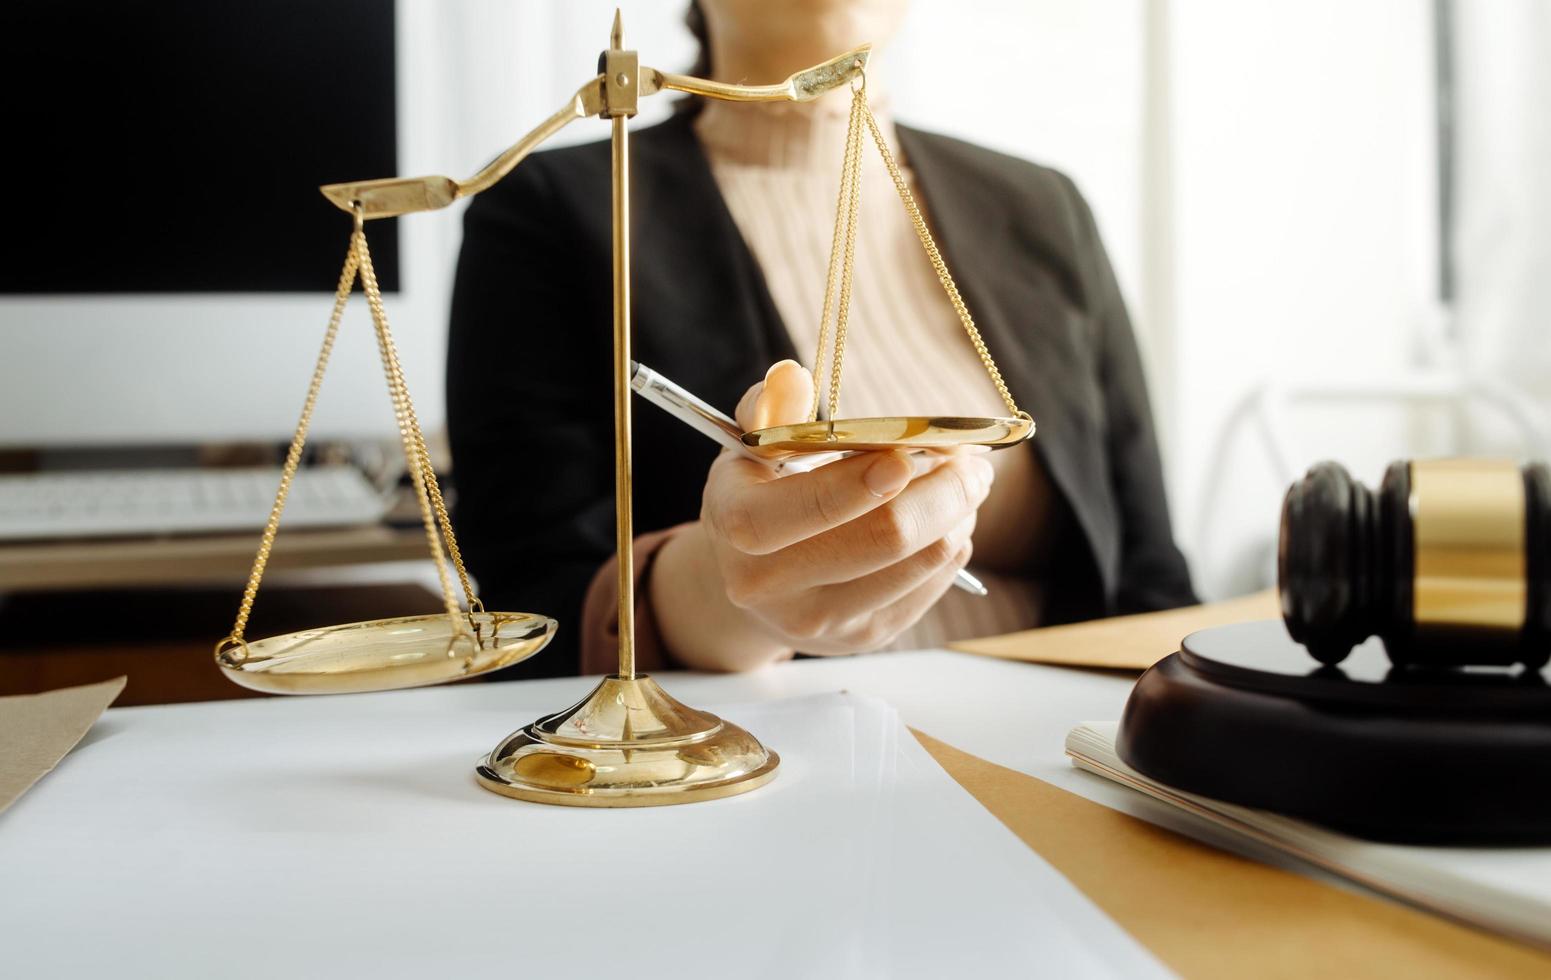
764,358,805,383
734,380,766,431
863,449,914,498
911,451,952,478
756,360,815,429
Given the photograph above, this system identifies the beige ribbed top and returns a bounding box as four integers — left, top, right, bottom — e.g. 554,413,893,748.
695,97,1053,649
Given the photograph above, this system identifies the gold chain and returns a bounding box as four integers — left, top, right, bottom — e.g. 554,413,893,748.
809,89,864,422
356,224,482,632
217,208,481,660
220,236,358,649
812,78,1024,421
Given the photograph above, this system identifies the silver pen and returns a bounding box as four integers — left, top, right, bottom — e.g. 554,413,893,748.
629,360,988,597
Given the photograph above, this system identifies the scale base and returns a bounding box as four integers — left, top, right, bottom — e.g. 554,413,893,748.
475,674,779,807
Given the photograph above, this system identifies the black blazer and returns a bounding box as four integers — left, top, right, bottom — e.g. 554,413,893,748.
448,112,1195,677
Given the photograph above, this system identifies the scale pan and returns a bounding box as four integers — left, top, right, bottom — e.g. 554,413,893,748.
216,611,556,695
742,415,1033,457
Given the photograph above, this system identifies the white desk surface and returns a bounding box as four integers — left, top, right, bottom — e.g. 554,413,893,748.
0,650,1281,976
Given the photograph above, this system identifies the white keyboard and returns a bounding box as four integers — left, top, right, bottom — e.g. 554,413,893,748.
0,466,392,541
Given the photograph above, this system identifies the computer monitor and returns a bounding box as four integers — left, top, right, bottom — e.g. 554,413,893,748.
0,0,437,450
0,2,700,453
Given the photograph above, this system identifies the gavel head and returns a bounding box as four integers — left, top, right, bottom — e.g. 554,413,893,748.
1278,459,1551,669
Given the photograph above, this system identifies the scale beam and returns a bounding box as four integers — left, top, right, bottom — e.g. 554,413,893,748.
319,45,871,220
319,76,605,219
641,44,870,102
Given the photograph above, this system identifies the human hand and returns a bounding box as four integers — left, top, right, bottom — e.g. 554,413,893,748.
694,359,992,655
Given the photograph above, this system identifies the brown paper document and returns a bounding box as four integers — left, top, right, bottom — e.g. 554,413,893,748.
949,590,1281,671
1,676,126,815
916,731,1551,979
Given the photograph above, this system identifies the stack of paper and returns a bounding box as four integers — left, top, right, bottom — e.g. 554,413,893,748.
1,689,1164,977
1068,722,1551,948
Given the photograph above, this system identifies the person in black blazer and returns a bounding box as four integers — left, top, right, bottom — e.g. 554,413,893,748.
447,0,1195,678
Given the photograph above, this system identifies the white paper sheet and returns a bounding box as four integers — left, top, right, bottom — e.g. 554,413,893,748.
0,690,1164,978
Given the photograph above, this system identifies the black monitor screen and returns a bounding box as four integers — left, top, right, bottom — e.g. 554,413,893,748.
0,0,399,293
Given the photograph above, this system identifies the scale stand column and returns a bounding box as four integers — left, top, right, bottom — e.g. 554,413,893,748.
475,12,780,806
606,11,638,681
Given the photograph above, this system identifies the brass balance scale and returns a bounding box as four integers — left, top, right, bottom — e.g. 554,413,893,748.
212,13,1033,807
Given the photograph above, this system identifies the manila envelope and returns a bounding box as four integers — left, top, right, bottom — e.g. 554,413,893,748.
917,731,1551,979
949,590,1281,671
